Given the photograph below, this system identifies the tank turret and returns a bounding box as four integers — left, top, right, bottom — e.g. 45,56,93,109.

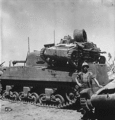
12,50,46,67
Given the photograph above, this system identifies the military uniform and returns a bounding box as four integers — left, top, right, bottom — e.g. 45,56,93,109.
78,71,94,90
77,62,102,120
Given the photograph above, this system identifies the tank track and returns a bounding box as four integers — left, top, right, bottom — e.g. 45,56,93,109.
0,96,78,110
0,92,78,110
67,49,79,68
40,48,57,67
0,82,79,110
40,47,79,68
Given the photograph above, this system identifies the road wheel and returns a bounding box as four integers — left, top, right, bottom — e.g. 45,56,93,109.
55,94,65,106
31,92,39,103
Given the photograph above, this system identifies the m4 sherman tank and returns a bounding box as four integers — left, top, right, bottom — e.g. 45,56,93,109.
0,29,108,109
40,29,106,70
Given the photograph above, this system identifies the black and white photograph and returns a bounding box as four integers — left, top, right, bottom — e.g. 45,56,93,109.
0,0,115,120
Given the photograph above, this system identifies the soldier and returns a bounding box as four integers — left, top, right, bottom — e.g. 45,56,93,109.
75,62,103,90
75,62,103,120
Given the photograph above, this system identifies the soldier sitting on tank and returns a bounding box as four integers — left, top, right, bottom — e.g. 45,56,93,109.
75,62,103,90
75,62,103,120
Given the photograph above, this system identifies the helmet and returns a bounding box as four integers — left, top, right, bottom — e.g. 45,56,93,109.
82,62,89,68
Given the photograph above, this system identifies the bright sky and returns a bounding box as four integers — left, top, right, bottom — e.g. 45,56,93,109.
0,0,115,65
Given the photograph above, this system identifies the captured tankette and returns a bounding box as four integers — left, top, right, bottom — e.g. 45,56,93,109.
40,29,106,70
0,29,109,109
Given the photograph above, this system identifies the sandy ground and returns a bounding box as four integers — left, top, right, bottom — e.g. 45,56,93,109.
0,100,82,120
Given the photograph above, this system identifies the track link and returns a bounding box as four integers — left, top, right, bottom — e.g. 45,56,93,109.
0,96,77,110
0,81,79,110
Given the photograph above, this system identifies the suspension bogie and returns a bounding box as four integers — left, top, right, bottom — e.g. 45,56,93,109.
1,81,78,109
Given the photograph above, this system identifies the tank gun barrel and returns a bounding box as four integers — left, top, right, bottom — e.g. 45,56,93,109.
83,49,106,53
12,60,26,66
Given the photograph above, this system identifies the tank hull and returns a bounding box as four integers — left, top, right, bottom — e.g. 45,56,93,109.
0,63,109,109
0,66,78,108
